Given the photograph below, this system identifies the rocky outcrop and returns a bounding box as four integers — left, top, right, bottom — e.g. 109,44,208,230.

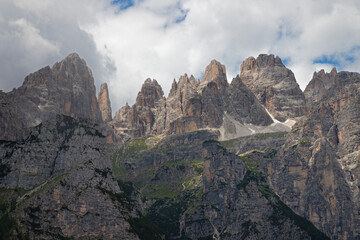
165,74,201,133
0,53,102,141
111,60,275,140
304,68,337,105
98,83,112,122
0,115,164,239
240,54,306,122
267,71,360,240
111,79,166,140
112,130,329,239
0,91,21,141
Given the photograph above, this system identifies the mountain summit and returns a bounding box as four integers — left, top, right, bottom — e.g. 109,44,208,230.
0,53,358,240
240,54,306,121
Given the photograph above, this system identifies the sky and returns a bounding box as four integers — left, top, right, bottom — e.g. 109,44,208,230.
1,0,360,113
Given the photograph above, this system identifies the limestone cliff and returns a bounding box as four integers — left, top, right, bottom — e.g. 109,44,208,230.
98,83,112,122
240,54,306,122
267,71,360,240
112,130,329,239
304,68,337,106
111,59,275,140
2,53,356,240
111,78,166,140
0,53,102,141
0,115,165,239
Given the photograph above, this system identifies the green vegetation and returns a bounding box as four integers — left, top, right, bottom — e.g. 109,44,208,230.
291,140,311,149
0,193,28,239
237,152,330,240
112,137,151,177
269,196,330,240
117,180,136,197
97,186,134,209
128,216,164,240
16,172,69,204
143,183,182,199
253,131,288,140
120,137,149,157
0,163,11,178
240,154,260,172
0,212,17,240
220,132,288,148
94,168,111,178
163,158,204,175
145,188,203,238
241,220,259,240
112,159,127,176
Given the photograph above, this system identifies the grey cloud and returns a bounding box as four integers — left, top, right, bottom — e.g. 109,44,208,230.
1,0,360,116
0,0,115,93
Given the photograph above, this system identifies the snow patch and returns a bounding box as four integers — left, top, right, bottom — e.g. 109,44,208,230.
219,112,293,141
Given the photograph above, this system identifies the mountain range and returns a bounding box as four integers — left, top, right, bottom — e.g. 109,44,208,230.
0,53,359,240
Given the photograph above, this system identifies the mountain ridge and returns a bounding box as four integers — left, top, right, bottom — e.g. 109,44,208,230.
0,52,358,240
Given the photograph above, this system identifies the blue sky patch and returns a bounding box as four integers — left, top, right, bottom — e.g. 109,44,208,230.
111,0,134,10
313,55,341,67
175,9,188,23
282,58,290,66
313,48,359,68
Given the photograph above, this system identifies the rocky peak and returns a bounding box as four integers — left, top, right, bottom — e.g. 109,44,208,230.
325,67,337,89
304,68,337,105
135,78,164,108
168,74,199,98
240,54,284,73
271,70,360,240
51,53,101,121
200,59,228,90
52,53,93,88
256,54,284,68
98,83,112,122
240,54,306,122
1,53,102,141
169,79,178,97
22,66,53,87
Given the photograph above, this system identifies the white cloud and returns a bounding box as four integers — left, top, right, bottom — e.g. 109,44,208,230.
9,18,59,57
1,0,360,114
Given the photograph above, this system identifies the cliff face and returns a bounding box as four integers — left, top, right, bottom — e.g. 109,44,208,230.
111,59,275,141
304,68,337,105
98,83,112,123
267,71,360,240
0,115,163,239
111,78,166,140
240,54,307,122
2,53,359,239
0,91,20,140
0,53,102,141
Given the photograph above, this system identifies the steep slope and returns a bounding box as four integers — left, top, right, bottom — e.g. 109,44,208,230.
304,68,337,106
112,78,166,140
112,130,329,239
266,71,360,240
0,115,163,239
0,91,20,141
2,53,354,239
240,54,306,122
98,82,112,122
112,59,279,141
0,53,102,141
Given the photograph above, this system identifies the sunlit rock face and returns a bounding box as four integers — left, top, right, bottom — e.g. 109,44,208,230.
304,68,337,106
0,53,102,141
111,59,274,141
240,54,306,122
98,83,112,123
267,71,360,240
